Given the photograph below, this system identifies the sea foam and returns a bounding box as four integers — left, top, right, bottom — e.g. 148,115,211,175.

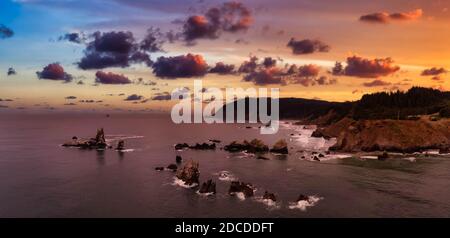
172,177,198,189
288,195,323,211
215,171,238,182
254,196,281,210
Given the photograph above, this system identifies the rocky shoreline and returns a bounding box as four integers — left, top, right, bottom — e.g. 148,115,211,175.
60,121,450,211
311,117,450,154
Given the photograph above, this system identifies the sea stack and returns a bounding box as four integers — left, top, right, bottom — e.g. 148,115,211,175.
263,191,277,202
176,155,183,164
228,181,254,197
115,140,125,151
198,179,216,194
62,128,107,149
176,159,200,186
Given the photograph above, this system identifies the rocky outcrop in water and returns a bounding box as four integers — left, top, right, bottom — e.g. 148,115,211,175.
190,143,216,150
175,142,216,150
198,179,216,194
166,164,178,172
224,139,269,153
176,160,200,186
175,143,189,150
176,155,183,164
263,191,277,202
62,128,108,149
228,181,254,197
115,140,125,151
270,139,288,154
296,194,310,202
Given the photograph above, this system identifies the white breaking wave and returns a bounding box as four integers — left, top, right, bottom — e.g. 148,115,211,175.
215,171,238,182
254,196,281,210
360,155,378,160
403,157,417,162
235,192,246,201
288,195,323,211
299,153,352,162
116,149,135,152
227,152,254,160
281,122,337,152
326,154,352,159
196,191,215,197
423,150,440,155
172,177,198,188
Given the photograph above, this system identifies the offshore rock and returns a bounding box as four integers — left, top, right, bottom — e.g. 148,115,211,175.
166,164,178,172
228,181,254,197
224,139,269,153
198,179,216,194
263,191,277,202
176,155,183,164
270,139,288,154
115,140,125,151
176,159,200,186
62,128,108,149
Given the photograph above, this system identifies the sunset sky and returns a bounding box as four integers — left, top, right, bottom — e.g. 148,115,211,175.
1,0,449,112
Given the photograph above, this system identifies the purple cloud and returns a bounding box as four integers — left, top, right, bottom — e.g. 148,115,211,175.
332,56,400,78
152,54,208,78
182,1,253,43
95,71,132,84
78,30,160,69
209,62,235,75
287,38,330,55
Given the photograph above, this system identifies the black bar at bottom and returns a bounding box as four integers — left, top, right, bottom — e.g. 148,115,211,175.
0,218,448,236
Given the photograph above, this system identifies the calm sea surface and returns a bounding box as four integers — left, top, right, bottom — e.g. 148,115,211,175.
1,113,450,217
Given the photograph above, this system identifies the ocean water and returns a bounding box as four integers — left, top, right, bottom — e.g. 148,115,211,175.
1,113,450,218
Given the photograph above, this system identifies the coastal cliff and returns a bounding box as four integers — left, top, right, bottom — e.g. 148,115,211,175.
221,87,450,153
313,117,450,153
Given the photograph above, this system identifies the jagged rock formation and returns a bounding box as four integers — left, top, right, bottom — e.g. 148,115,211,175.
198,179,216,194
62,128,108,149
176,160,200,186
176,155,183,164
263,191,277,202
115,140,125,151
228,181,254,197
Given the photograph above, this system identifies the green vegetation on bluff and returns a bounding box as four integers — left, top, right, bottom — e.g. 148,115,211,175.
353,87,450,120
221,87,450,124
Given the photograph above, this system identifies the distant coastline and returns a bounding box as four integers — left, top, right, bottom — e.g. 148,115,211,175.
223,87,450,153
